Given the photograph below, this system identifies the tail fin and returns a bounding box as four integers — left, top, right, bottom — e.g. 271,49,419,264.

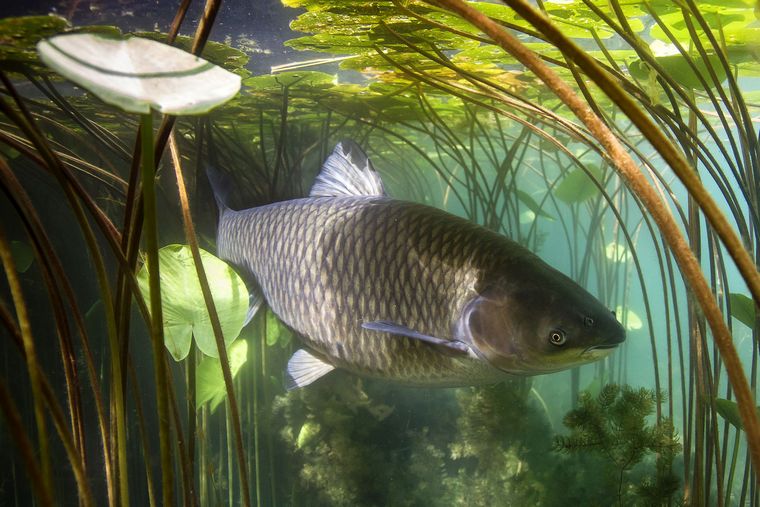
206,166,233,213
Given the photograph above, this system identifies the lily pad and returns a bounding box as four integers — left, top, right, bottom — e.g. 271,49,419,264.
605,241,633,263
615,306,643,331
196,338,248,413
37,33,241,115
136,245,249,361
554,165,603,204
629,53,726,91
0,15,68,70
729,292,756,329
516,190,553,220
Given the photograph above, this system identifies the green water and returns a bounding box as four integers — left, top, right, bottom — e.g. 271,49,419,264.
1,0,759,505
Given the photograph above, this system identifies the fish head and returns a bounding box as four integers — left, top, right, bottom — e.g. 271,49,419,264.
458,268,626,375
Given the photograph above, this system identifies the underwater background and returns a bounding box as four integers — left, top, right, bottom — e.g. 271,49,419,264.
1,0,759,505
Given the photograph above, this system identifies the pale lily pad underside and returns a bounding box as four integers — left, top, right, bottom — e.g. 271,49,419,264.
37,33,241,115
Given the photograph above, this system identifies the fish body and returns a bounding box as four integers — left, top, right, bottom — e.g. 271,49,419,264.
212,141,625,388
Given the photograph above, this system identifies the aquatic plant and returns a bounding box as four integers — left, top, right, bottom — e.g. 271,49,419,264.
2,0,760,504
554,384,681,506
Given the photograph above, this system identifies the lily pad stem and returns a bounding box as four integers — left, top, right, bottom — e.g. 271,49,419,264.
141,112,174,506
429,0,760,477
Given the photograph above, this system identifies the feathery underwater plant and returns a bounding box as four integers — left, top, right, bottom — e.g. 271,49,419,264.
554,384,681,506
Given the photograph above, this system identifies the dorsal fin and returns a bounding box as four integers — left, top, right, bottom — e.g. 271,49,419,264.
309,140,387,197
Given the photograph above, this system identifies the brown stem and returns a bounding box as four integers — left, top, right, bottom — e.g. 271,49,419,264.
428,0,760,476
169,134,252,506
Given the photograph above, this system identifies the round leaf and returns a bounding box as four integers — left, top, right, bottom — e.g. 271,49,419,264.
37,33,241,115
554,166,602,203
136,245,249,361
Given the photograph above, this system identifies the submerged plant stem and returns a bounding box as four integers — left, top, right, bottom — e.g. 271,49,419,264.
429,0,760,476
141,112,174,506
169,133,252,507
0,225,53,504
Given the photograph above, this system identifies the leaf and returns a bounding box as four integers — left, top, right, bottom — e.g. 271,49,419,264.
629,53,726,91
132,32,250,76
516,190,553,220
715,398,743,429
729,292,756,329
554,166,602,203
265,308,293,348
196,339,248,412
296,420,321,449
0,15,69,70
615,306,643,331
605,241,633,263
136,245,249,361
37,33,241,115
10,240,33,273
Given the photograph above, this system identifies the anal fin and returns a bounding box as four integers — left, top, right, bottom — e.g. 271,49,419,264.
286,349,336,390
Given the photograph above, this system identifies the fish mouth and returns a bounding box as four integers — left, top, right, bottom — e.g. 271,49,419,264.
581,343,620,355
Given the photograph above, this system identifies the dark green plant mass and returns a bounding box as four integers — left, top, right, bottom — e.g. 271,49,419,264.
554,384,681,506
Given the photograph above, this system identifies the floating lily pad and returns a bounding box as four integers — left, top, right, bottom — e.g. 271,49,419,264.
0,15,68,70
136,245,249,361
629,53,726,91
37,33,241,115
196,338,248,413
729,292,756,329
132,31,251,77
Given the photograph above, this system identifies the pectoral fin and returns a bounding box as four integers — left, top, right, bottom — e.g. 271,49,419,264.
362,320,470,356
286,349,336,390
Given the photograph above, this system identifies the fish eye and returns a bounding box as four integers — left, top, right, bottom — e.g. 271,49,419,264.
584,316,594,327
549,329,566,346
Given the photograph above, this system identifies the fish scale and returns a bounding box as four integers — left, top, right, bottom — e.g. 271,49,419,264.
210,141,625,388
218,195,508,385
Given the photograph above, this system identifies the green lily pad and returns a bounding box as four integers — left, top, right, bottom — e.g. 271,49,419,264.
554,165,603,203
37,33,241,115
136,244,249,361
729,292,756,329
196,338,248,413
0,15,68,70
629,53,727,91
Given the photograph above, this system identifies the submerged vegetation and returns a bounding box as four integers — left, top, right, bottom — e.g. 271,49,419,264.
1,0,760,505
